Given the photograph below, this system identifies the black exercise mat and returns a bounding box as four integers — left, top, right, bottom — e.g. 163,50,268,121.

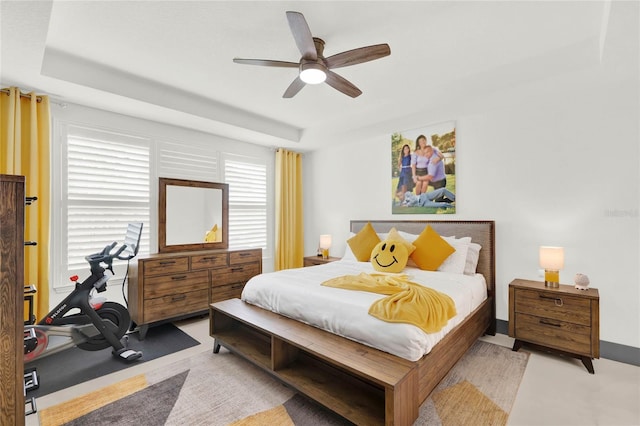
25,323,201,398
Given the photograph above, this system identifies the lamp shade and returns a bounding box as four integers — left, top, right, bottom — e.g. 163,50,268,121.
300,62,327,84
319,234,332,249
539,246,564,270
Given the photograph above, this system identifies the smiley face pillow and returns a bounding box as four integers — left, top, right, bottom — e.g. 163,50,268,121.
370,230,416,273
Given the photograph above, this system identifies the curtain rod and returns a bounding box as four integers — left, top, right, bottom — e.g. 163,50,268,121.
1,88,43,103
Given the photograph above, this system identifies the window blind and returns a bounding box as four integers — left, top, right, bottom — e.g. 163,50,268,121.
224,157,268,251
64,125,150,282
158,139,219,181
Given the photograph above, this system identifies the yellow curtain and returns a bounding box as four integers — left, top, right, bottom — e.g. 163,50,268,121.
274,148,304,270
0,87,50,320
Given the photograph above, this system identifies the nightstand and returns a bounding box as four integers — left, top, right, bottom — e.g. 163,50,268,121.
303,256,340,267
508,278,600,374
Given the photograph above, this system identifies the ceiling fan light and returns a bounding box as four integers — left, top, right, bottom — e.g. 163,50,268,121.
300,63,326,84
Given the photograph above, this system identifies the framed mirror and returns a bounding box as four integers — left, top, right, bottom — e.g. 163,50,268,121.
159,177,229,253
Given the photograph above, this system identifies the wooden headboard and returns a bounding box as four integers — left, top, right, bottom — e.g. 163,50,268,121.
351,220,496,331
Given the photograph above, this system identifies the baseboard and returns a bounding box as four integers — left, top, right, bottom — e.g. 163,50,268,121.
495,319,639,367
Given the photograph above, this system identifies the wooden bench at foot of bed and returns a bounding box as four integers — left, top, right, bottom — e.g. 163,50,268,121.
210,297,492,426
210,298,416,425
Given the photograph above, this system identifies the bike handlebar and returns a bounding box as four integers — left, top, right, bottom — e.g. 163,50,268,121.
84,241,134,270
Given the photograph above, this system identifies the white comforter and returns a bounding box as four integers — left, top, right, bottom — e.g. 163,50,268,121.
241,260,487,361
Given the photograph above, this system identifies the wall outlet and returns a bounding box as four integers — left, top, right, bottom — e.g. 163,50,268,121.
537,268,545,278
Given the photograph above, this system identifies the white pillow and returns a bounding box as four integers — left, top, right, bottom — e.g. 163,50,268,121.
437,237,470,274
443,236,482,275
464,242,482,275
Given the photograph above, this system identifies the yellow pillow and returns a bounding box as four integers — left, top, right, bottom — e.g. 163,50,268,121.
347,222,381,261
386,227,416,256
410,225,455,271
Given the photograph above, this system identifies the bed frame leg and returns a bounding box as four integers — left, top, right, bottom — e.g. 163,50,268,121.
213,340,221,354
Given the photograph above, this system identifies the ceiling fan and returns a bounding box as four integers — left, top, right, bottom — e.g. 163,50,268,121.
233,11,391,98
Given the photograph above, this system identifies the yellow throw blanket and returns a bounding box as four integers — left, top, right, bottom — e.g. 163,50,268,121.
321,272,457,333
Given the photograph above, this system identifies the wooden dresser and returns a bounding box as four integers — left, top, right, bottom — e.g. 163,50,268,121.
0,175,26,425
508,278,600,373
128,248,261,339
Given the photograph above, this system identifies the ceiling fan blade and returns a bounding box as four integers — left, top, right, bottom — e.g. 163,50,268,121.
233,58,299,68
286,11,317,61
325,44,391,69
283,76,306,98
325,71,362,98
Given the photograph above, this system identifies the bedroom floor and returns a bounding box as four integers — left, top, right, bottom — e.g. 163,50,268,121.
26,317,640,426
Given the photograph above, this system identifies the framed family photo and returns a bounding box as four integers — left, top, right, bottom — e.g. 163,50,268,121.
391,121,456,214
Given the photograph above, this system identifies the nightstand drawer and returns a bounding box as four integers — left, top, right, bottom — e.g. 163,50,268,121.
515,289,591,326
515,313,592,355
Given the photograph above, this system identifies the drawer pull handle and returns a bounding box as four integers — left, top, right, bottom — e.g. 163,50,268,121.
231,267,244,272
539,294,564,307
232,284,244,289
171,294,187,302
239,252,251,257
199,257,218,262
540,319,562,327
171,275,187,280
159,261,176,265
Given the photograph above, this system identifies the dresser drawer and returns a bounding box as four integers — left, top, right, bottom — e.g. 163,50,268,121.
515,289,591,326
515,313,592,356
213,263,261,286
191,253,228,270
143,257,189,275
211,282,245,303
230,249,261,265
143,270,208,299
143,288,209,323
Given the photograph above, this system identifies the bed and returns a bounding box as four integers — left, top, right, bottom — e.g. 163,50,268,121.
209,220,495,426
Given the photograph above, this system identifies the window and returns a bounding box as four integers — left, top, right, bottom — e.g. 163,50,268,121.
54,124,150,288
223,155,268,253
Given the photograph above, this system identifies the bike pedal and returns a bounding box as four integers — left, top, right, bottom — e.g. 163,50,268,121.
113,348,142,362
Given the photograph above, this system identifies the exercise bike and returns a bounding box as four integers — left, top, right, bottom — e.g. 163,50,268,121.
24,223,144,364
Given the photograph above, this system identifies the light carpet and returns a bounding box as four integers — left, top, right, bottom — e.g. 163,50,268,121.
39,340,529,426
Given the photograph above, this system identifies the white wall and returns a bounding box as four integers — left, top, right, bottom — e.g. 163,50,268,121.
303,13,639,349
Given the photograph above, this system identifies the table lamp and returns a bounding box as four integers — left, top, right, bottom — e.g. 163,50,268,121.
539,246,564,288
319,234,332,259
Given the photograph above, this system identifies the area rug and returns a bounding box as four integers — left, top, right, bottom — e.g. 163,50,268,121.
27,322,201,398
38,340,529,426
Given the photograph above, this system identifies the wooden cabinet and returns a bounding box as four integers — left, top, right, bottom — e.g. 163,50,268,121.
0,175,25,425
508,278,599,373
303,255,340,267
128,248,261,338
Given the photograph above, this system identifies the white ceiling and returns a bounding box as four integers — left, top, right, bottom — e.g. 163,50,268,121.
1,1,607,151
